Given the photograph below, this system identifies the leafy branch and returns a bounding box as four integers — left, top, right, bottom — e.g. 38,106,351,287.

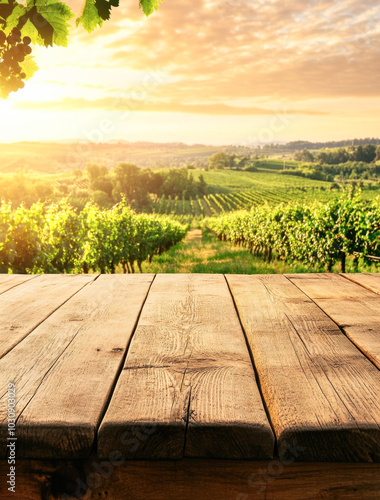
0,0,162,97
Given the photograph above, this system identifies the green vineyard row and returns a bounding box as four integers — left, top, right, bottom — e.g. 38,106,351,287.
0,200,188,274
152,187,344,217
205,193,380,273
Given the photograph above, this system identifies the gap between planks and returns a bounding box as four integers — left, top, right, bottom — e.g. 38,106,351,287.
227,274,380,462
287,273,380,370
0,274,38,296
0,274,154,460
0,274,98,359
223,273,278,454
98,274,275,461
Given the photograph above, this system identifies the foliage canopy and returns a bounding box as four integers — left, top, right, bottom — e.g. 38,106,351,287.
0,0,162,96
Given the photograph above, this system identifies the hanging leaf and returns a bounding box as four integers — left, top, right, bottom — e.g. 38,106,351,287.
2,2,25,34
139,0,161,17
0,0,17,27
95,0,119,22
0,0,164,97
76,0,103,33
20,55,38,80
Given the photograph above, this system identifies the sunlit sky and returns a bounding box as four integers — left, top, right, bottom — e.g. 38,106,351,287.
1,0,380,145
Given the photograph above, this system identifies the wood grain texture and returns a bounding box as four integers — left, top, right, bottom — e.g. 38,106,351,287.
343,272,380,295
98,274,274,460
227,274,380,462
0,275,154,460
289,273,380,369
1,458,379,500
0,274,36,295
0,274,96,358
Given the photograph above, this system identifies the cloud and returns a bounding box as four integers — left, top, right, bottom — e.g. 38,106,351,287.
14,97,328,115
15,0,380,131
92,0,380,101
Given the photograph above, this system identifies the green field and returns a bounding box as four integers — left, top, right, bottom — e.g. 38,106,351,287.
151,169,378,218
2,157,380,222
140,228,380,275
194,169,326,192
2,156,380,275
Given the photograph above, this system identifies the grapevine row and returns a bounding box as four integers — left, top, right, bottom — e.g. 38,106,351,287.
206,194,380,272
0,200,188,274
150,187,337,218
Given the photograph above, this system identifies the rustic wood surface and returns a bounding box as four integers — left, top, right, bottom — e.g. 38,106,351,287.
0,272,380,469
0,274,95,358
288,273,380,369
1,458,379,500
5,275,154,460
226,274,380,462
98,274,274,460
0,274,36,296
343,272,380,295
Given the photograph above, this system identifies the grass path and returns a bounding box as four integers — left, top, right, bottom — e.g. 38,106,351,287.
141,228,317,274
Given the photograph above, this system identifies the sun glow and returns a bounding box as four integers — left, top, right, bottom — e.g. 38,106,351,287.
1,0,380,144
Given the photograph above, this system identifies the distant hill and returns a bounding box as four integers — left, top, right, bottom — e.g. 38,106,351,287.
0,141,225,174
260,138,380,154
0,138,379,174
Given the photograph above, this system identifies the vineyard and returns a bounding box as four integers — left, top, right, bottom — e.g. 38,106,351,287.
206,194,380,273
4,164,380,220
0,200,187,274
148,169,379,217
151,187,373,217
2,164,380,275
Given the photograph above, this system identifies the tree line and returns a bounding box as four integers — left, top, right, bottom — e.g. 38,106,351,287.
0,164,208,210
294,144,379,165
281,161,380,182
86,163,208,209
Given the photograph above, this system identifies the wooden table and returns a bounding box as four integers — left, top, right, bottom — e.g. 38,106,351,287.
0,273,379,499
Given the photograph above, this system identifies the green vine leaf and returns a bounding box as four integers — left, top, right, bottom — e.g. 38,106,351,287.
77,0,101,32
0,1,22,33
95,0,119,22
22,0,74,47
139,0,162,17
20,55,38,80
77,0,120,32
0,0,163,97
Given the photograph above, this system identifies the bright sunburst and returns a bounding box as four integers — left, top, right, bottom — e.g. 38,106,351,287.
1,0,380,144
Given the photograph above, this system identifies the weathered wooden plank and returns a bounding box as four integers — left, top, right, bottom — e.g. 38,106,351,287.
289,273,380,369
0,274,36,295
342,272,380,296
0,274,96,358
0,274,154,460
98,274,274,460
227,274,380,462
1,458,379,500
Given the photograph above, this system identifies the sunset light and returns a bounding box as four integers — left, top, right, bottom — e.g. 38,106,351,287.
2,4,380,496
1,0,380,144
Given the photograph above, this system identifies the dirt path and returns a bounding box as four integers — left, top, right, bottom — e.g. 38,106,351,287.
183,228,202,243
141,227,316,274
